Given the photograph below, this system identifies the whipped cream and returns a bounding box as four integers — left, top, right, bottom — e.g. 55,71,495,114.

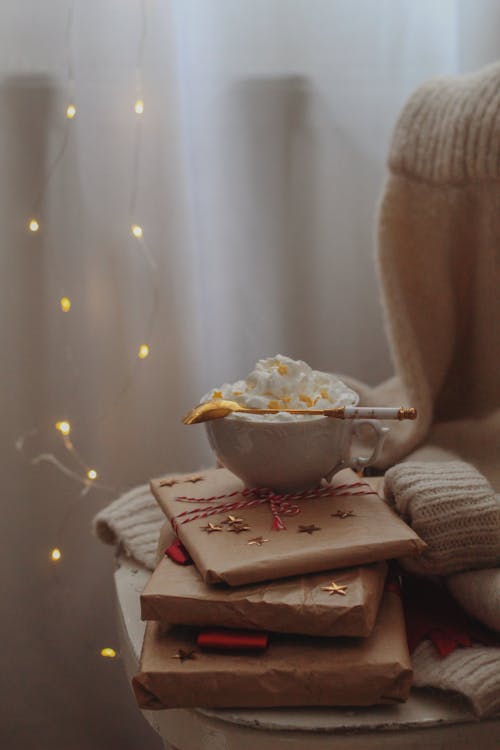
201,355,358,421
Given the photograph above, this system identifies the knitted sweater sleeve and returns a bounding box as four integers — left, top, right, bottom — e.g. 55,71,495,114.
349,61,500,468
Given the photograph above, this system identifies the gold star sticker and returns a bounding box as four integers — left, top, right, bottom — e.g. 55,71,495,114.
172,649,196,662
298,524,321,535
200,522,224,533
331,510,356,519
228,524,251,534
222,515,244,526
247,536,269,546
159,474,204,487
159,477,180,487
321,581,348,596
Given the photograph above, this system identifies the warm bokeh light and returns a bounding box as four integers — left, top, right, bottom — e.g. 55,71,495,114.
66,104,76,119
55,420,71,436
60,297,71,312
28,219,40,232
100,647,117,658
131,223,143,238
87,469,98,480
138,344,150,359
51,548,62,562
134,98,144,114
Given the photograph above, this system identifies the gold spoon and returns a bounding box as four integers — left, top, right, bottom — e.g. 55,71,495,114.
182,399,417,425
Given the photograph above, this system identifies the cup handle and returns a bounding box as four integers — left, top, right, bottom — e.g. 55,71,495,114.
347,419,389,473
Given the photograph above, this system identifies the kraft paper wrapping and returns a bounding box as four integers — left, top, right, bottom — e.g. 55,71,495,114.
149,467,425,586
142,524,388,638
133,590,412,709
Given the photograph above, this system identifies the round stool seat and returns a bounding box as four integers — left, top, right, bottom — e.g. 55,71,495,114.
115,558,500,750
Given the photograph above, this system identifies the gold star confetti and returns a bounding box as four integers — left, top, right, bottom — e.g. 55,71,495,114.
247,536,269,546
222,515,244,526
228,524,251,534
172,649,196,662
159,474,204,487
321,582,348,596
298,524,321,535
321,581,348,596
331,510,356,519
200,522,224,534
159,477,180,487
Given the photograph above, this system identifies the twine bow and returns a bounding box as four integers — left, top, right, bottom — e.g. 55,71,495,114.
173,481,375,532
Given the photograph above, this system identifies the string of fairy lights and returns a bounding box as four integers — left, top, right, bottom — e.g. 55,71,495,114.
18,0,156,661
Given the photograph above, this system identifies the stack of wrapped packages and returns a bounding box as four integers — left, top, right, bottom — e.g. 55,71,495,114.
133,463,426,709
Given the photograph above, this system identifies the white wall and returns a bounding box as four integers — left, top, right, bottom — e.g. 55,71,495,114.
1,1,498,747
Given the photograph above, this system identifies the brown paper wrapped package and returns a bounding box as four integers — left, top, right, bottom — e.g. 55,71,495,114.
142,524,387,638
150,467,425,586
133,590,412,709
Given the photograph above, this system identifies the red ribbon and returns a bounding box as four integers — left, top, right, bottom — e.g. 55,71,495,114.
173,481,375,532
197,628,269,652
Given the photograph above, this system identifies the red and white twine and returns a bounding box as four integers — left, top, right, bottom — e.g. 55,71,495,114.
172,481,375,532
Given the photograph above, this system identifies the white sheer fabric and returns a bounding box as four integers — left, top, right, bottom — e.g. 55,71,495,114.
2,1,499,747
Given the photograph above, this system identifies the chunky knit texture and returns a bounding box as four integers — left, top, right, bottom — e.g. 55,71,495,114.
342,61,500,490
385,461,500,575
447,568,500,633
412,640,500,717
389,63,500,183
93,483,163,570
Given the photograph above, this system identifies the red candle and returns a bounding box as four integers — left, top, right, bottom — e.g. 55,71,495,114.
197,629,269,652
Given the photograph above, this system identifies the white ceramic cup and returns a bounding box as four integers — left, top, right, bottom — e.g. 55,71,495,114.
206,415,389,493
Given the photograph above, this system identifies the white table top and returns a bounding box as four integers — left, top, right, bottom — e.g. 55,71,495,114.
114,556,500,739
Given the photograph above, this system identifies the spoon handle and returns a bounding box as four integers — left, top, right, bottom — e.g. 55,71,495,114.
239,406,417,420
324,406,417,420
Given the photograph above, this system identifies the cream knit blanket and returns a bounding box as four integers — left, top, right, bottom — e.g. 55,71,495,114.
385,461,500,576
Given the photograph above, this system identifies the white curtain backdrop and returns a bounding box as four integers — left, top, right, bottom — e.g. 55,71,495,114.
2,1,499,747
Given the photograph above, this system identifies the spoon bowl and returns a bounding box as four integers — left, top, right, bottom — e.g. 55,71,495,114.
183,400,239,424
